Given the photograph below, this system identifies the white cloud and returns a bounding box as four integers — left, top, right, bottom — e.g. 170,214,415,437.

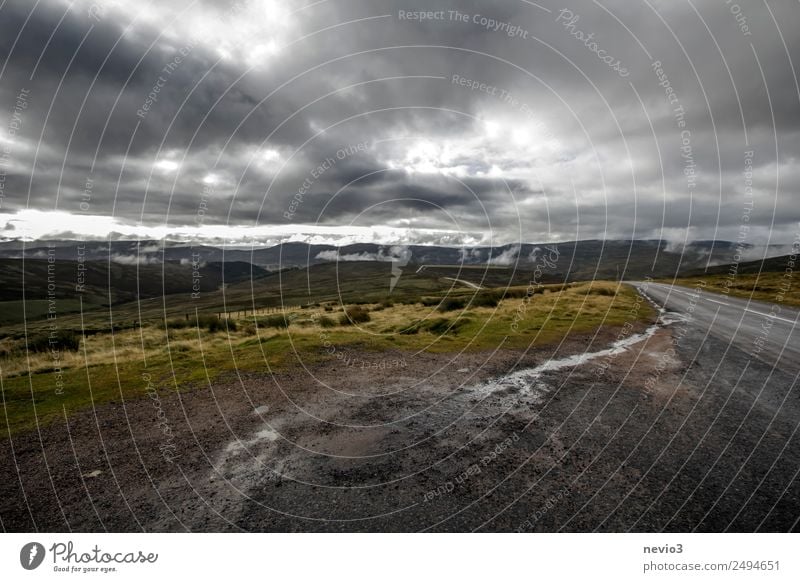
0,209,491,246
109,253,161,265
488,245,521,266
315,245,412,263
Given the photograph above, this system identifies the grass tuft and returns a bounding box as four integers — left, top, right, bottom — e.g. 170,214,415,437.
339,306,371,325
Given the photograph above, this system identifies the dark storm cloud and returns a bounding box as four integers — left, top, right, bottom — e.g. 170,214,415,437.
0,0,798,245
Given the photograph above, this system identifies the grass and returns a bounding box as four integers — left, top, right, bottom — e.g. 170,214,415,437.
259,314,291,329
0,261,457,339
668,271,800,308
0,280,654,437
316,315,337,328
437,297,466,312
164,314,237,333
339,306,371,325
0,298,103,326
26,330,82,353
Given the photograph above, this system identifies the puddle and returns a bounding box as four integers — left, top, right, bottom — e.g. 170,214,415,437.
223,426,280,455
470,307,685,402
253,428,279,442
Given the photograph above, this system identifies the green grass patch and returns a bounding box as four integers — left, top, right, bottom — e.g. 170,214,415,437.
0,281,654,438
668,272,800,308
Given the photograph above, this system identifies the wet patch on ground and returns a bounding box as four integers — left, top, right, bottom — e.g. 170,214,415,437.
2,319,798,532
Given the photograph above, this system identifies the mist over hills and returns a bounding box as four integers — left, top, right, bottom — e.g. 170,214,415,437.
0,238,785,274
0,238,790,326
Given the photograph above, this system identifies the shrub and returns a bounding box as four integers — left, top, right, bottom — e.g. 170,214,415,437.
339,306,371,325
239,322,257,335
317,315,337,328
399,321,422,334
504,287,545,299
212,318,237,332
197,314,217,330
502,288,526,299
164,318,189,330
573,285,617,297
27,330,81,353
425,317,470,335
437,297,466,312
195,314,235,332
470,291,501,308
163,314,234,332
424,318,453,335
260,314,290,329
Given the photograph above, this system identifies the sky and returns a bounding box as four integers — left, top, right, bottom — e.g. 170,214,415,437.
0,0,798,248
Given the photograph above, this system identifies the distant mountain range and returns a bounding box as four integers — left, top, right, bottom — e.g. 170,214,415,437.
0,239,784,275
0,238,793,329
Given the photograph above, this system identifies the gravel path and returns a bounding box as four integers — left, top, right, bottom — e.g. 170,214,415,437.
2,311,798,532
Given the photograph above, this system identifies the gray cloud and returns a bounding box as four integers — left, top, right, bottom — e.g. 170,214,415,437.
0,0,798,247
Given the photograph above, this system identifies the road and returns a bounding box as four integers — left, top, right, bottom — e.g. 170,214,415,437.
443,276,484,290
630,281,800,375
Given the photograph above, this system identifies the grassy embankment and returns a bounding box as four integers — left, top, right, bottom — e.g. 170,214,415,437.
0,280,654,436
668,260,799,308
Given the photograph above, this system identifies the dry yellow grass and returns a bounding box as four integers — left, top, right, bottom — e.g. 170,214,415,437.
1,282,655,435
0,283,639,377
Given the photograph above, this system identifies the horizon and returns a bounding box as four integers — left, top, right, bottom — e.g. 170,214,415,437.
0,234,795,250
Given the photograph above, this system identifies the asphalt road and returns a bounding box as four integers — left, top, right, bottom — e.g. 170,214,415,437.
630,281,800,376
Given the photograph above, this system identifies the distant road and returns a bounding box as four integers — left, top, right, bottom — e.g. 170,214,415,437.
442,277,483,290
630,281,800,374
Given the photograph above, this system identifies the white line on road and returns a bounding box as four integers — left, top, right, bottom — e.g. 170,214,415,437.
705,298,730,307
741,307,799,326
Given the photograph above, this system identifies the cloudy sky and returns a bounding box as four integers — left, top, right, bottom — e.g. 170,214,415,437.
0,0,798,247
